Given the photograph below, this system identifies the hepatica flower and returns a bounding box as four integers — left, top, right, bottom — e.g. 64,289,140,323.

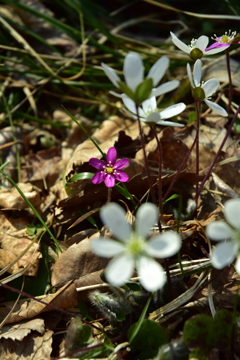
205,30,240,51
89,147,129,188
101,53,179,103
122,96,185,127
91,202,181,291
170,32,228,61
187,59,228,116
206,199,240,273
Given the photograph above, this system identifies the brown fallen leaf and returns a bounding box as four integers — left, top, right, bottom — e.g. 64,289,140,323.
0,281,77,324
0,182,42,210
0,318,45,340
51,237,109,287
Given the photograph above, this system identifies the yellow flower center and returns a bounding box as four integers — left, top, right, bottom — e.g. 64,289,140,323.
105,166,114,174
126,233,146,257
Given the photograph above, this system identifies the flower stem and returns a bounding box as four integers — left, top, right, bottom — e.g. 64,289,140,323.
135,104,157,207
194,100,201,208
226,48,233,114
150,125,163,215
163,130,198,203
196,102,240,199
107,187,112,203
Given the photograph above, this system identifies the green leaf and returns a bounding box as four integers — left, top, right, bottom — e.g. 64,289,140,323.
128,319,168,360
134,78,153,104
65,317,92,354
212,309,233,352
69,172,94,182
117,81,135,100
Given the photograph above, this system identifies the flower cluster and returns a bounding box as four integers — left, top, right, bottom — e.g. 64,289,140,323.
89,147,129,188
187,59,228,116
91,202,181,291
206,199,240,272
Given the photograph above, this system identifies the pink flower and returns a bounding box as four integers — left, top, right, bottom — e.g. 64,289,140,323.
89,147,129,188
205,30,238,51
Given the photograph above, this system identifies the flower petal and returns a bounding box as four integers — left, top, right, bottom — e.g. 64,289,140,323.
157,120,184,127
135,203,158,238
146,112,161,123
195,35,209,51
114,158,129,170
158,103,186,120
91,238,125,257
211,241,237,269
105,174,115,187
187,63,194,88
101,62,121,88
100,203,131,241
142,97,157,113
193,59,202,86
105,253,134,286
204,100,228,116
224,199,240,230
146,232,181,258
114,170,129,182
205,45,230,55
122,108,138,120
170,32,190,53
151,80,179,97
89,158,105,170
122,96,145,118
124,53,144,92
147,56,169,87
137,256,166,291
202,78,219,97
91,172,106,184
206,221,234,241
235,255,240,274
106,147,117,164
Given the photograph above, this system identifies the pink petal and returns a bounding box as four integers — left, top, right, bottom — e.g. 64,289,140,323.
114,158,129,169
106,147,117,164
105,174,115,187
91,171,106,184
114,171,129,182
89,158,105,170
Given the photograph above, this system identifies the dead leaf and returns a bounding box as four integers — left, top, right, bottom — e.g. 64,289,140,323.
0,183,42,210
0,318,45,340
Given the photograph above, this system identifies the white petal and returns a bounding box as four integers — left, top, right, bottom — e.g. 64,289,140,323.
193,59,202,86
142,97,157,113
100,203,131,242
101,62,121,88
137,256,166,291
206,221,234,241
122,108,138,120
187,63,194,88
224,199,240,230
211,241,237,269
146,112,161,123
147,56,169,87
195,35,209,51
135,203,158,238
157,120,184,127
91,238,125,257
204,100,228,116
158,103,186,120
105,253,134,286
151,80,179,97
235,255,240,274
109,90,122,98
170,32,190,53
202,78,219,97
146,232,181,258
122,96,137,114
205,46,230,55
124,53,144,92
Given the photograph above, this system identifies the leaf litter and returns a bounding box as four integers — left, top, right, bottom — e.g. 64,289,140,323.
0,1,240,359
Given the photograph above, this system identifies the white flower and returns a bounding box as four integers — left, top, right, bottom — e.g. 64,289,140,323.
101,53,179,99
170,32,229,60
206,199,240,272
91,202,182,292
122,96,185,127
187,59,228,116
